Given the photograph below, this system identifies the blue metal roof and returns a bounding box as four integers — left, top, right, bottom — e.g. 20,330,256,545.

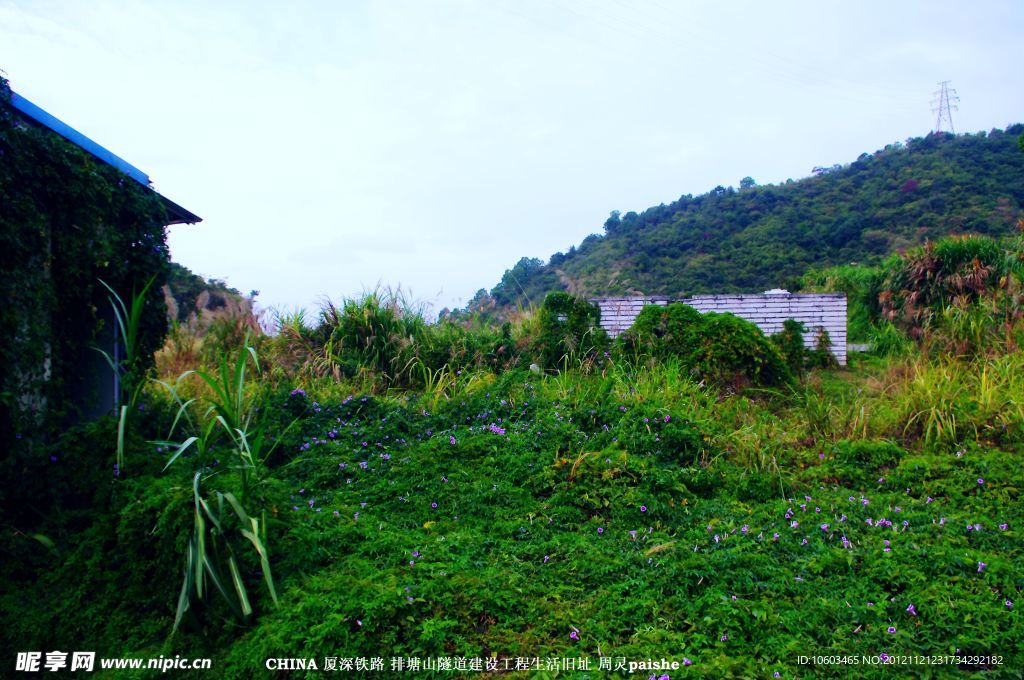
8,90,201,224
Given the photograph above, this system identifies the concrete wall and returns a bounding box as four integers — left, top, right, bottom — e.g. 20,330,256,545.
592,293,848,365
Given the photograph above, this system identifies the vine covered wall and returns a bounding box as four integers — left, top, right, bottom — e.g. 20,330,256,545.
0,76,172,456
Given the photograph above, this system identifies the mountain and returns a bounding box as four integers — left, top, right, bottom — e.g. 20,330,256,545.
467,126,1024,316
164,261,252,325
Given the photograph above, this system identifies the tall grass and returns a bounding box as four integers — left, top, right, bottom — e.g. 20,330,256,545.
95,276,156,474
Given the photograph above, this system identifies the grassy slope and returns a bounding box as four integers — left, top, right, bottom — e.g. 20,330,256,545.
3,350,1021,679
205,354,1022,678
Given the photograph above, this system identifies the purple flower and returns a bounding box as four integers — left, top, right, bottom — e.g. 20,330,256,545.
543,555,550,563
640,505,647,512
978,478,985,485
1006,600,1013,609
664,415,670,423
720,634,728,642
978,561,987,572
431,502,438,509
449,436,457,445
906,604,917,616
888,626,896,634
569,630,579,640
682,658,693,666
597,527,604,534
999,523,1008,530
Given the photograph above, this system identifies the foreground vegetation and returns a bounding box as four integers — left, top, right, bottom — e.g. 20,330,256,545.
2,234,1023,678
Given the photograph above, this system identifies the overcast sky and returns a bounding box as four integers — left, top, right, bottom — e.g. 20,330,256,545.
2,0,1022,318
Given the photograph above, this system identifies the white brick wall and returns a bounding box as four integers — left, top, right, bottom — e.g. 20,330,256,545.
592,293,847,365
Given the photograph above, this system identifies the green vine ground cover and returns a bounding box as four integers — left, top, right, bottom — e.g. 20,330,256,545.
5,352,1021,679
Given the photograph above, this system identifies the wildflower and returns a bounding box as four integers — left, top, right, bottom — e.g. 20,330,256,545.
926,496,933,503
543,555,550,563
978,478,984,485
431,502,438,509
629,530,637,540
999,523,1008,530
359,461,368,469
412,551,420,557
907,604,917,616
978,561,986,572
682,658,693,666
772,533,779,541
569,630,579,641
1006,600,1013,609
640,505,647,512
664,415,670,423
820,523,829,532
449,436,456,445
720,634,728,642
353,512,359,520
597,527,604,534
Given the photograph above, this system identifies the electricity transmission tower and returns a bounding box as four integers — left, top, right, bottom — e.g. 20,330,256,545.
931,81,959,133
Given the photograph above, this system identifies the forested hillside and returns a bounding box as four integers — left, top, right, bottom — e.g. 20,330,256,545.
465,126,1024,316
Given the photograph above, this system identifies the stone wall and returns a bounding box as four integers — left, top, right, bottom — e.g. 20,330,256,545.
592,293,848,365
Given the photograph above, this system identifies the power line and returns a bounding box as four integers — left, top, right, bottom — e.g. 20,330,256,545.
931,80,959,133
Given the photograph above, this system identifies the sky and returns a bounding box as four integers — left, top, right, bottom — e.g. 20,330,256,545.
2,0,1022,320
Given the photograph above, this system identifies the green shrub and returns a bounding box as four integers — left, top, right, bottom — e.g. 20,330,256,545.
829,439,906,486
773,319,808,376
619,303,793,389
535,292,609,369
